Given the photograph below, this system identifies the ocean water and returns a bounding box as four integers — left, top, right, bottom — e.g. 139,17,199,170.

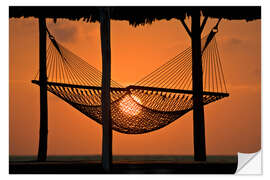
9,155,237,163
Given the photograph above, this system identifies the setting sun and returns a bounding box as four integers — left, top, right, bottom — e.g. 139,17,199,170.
119,94,142,116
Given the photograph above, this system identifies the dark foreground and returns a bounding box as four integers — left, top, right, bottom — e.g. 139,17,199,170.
10,158,238,174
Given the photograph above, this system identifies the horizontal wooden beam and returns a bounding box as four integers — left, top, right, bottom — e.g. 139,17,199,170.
32,80,126,92
32,80,229,97
127,85,229,97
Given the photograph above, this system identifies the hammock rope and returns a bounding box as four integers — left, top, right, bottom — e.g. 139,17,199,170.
32,28,229,134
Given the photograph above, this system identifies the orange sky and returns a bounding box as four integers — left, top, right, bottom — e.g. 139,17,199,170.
9,16,261,156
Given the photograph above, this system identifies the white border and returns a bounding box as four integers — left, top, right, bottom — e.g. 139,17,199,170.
3,0,267,179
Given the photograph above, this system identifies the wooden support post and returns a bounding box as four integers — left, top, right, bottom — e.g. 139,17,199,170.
191,9,206,161
37,17,48,161
100,8,112,172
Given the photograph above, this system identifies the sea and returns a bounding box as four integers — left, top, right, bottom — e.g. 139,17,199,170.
9,155,237,163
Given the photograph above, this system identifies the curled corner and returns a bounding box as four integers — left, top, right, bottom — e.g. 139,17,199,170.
235,150,262,175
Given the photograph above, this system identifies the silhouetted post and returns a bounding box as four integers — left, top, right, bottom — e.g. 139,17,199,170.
37,17,48,161
100,8,112,172
191,9,206,161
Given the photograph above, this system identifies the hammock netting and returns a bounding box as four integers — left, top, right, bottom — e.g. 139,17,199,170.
32,30,229,134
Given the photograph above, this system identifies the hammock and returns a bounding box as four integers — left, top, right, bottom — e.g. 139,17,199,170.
32,28,229,134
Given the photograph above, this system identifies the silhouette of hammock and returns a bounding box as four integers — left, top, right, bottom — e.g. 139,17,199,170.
32,29,229,134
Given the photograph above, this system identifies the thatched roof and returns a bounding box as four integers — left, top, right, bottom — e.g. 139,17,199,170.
9,6,260,26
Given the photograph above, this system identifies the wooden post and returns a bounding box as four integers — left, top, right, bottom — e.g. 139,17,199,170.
100,8,112,171
37,17,48,161
191,9,206,161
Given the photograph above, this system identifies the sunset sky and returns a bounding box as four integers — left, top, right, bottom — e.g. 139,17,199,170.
9,16,261,156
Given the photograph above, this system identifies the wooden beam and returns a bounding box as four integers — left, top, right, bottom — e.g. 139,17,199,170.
191,9,206,161
200,16,208,34
180,19,192,38
201,18,222,53
32,80,229,97
100,8,112,172
37,17,48,162
127,85,229,97
32,80,126,92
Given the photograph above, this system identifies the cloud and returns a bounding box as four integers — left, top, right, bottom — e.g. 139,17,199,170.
220,36,246,52
48,22,78,43
228,38,243,46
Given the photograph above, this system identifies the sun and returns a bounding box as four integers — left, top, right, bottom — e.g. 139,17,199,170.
119,94,142,116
